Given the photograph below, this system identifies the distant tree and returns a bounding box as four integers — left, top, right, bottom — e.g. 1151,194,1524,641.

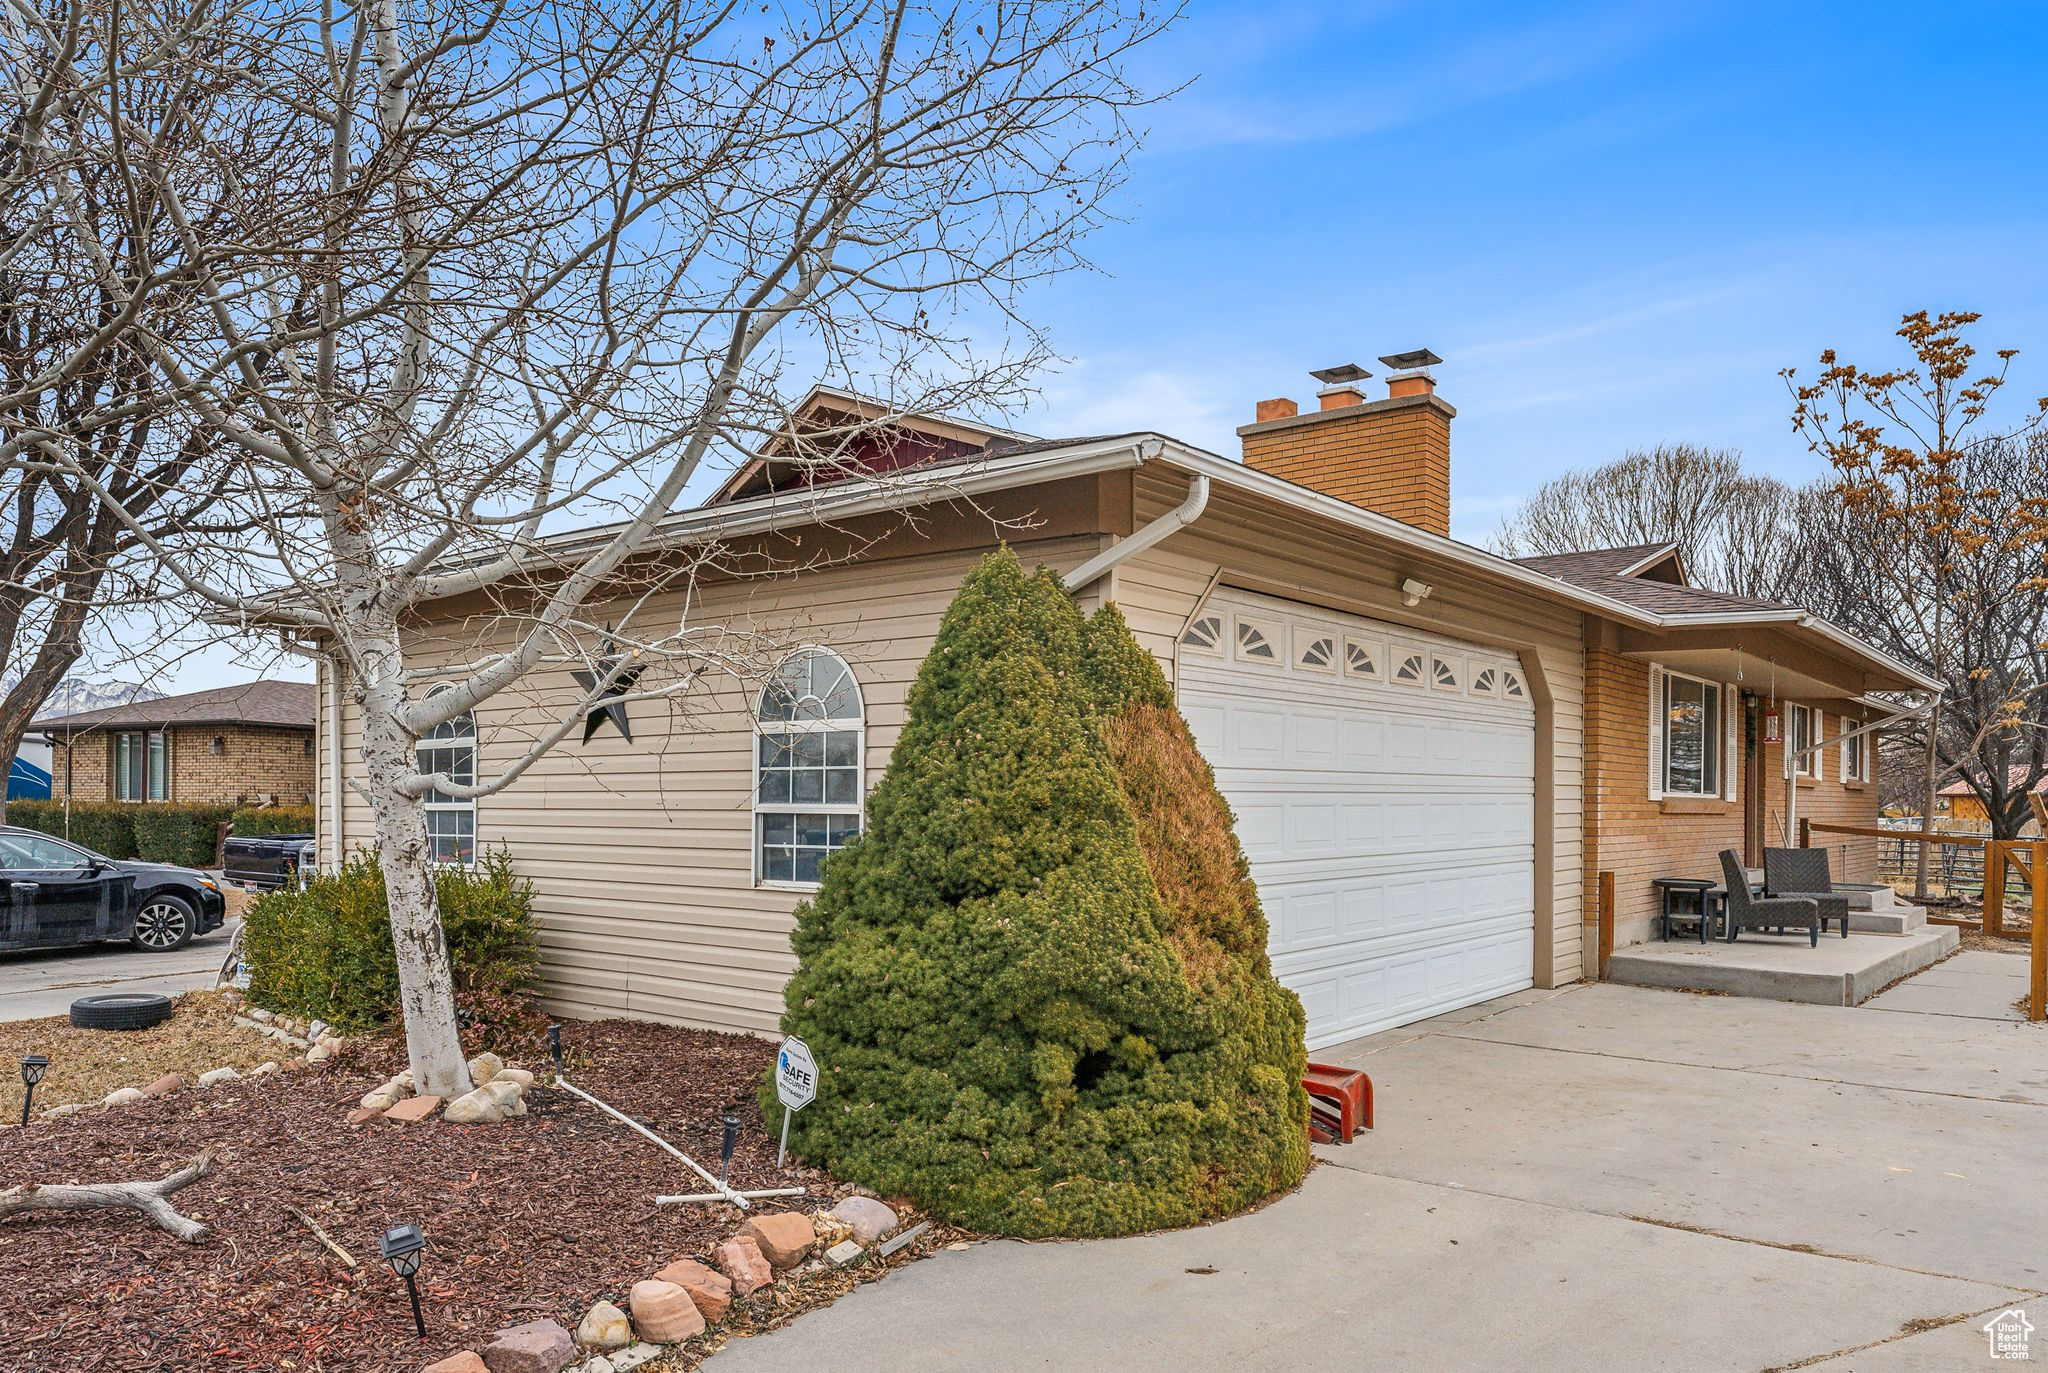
1785,311,2048,889
1491,444,1807,600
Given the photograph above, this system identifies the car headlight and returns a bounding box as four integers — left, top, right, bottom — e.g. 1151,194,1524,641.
198,877,220,892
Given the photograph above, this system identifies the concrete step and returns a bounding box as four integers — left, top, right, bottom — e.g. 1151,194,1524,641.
1607,927,1959,1007
1850,903,1926,934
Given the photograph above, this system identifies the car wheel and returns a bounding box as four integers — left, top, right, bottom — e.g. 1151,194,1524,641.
70,992,175,1031
132,894,196,951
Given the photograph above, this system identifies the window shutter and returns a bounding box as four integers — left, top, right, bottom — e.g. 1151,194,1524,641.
1724,685,1739,802
1647,665,1664,801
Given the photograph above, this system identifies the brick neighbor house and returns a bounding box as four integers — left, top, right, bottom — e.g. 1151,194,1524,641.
33,680,317,808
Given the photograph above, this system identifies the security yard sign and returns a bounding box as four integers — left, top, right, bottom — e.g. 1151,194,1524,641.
775,1035,817,1167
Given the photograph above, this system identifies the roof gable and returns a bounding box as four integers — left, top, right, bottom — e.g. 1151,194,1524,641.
32,680,317,733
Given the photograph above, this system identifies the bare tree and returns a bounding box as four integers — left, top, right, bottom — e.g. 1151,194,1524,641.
16,0,1176,1094
1785,310,2048,891
0,1,276,819
1491,443,1808,600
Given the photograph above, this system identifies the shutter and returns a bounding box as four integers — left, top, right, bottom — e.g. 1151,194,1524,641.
1724,684,1739,802
1647,665,1664,801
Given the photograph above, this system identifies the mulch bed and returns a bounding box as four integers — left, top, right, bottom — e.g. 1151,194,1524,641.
1,1020,873,1373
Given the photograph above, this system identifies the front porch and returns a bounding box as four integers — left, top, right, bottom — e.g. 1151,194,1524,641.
1607,924,1958,1005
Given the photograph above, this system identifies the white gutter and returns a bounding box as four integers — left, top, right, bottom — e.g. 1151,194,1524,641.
1062,450,1204,592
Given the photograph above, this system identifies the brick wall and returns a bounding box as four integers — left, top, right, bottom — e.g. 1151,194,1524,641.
50,724,315,805
1238,393,1453,536
1584,648,1881,946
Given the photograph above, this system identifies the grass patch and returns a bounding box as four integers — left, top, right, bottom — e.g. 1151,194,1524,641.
0,990,281,1113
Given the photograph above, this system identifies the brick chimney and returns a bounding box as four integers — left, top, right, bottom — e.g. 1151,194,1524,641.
1240,351,1452,537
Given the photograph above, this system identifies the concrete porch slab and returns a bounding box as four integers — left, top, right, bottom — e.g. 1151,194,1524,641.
1607,927,1958,1005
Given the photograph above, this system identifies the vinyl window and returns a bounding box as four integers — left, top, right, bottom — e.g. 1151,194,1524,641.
1655,668,1722,798
416,691,477,865
755,648,864,887
1789,705,1817,777
113,730,167,802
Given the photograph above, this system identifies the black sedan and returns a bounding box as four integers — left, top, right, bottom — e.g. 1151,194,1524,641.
0,825,228,953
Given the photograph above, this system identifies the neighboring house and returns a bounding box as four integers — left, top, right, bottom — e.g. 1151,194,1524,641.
307,360,1935,1048
33,681,318,807
1930,770,2045,834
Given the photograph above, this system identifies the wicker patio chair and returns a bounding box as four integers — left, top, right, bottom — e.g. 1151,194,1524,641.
1719,849,1820,947
1762,847,1852,939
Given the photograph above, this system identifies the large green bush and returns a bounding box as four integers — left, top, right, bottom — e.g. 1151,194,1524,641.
134,804,233,868
231,806,316,837
7,800,138,858
768,550,1309,1237
243,849,542,1045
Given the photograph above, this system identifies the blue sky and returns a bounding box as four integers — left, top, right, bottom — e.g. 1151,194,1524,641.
1020,0,2048,539
156,0,2048,693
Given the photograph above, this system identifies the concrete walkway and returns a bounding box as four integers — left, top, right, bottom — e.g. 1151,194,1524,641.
1865,948,2031,1022
706,979,2048,1372
0,919,236,1023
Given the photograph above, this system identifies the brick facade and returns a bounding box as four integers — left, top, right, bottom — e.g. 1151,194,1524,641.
1584,647,1881,946
1238,392,1454,536
49,723,315,807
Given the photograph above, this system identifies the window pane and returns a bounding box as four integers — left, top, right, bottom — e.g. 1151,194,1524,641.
760,733,791,766
793,848,824,884
1664,676,1708,795
825,769,858,805
762,843,794,883
797,813,830,847
824,731,857,767
829,816,862,844
792,733,825,766
792,769,824,804
762,813,793,845
758,770,791,804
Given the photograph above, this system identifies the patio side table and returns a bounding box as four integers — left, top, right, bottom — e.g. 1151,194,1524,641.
1651,877,1718,943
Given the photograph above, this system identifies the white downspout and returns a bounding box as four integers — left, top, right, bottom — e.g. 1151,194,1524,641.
1062,448,1205,594
327,663,344,870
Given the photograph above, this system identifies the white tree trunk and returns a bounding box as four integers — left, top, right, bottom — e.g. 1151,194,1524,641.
357,641,473,1099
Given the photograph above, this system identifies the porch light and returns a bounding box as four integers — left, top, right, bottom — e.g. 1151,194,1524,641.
378,1223,429,1338
19,1054,48,1126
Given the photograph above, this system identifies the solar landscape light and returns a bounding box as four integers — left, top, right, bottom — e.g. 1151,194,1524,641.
378,1223,428,1338
19,1054,48,1126
720,1111,741,1185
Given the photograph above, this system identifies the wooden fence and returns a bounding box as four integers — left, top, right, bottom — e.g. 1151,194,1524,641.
1803,820,2047,1023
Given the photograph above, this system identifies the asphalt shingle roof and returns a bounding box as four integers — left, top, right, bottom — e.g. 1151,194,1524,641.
31,680,317,732
1511,545,1797,616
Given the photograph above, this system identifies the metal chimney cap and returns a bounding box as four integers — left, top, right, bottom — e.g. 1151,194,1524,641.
1376,349,1443,371
1309,363,1372,386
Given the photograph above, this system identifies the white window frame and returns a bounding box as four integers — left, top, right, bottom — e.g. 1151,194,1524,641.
1651,665,1723,800
113,729,167,802
1789,704,1817,777
1841,725,1870,783
417,688,477,866
754,647,866,890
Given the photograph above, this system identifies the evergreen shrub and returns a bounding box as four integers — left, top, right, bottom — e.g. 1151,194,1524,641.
768,549,1309,1236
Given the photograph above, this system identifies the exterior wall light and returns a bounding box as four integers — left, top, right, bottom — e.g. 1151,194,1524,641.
1400,578,1434,608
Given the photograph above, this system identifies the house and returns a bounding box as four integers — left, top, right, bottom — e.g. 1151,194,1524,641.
1931,770,2045,834
33,680,318,807
309,357,1934,1048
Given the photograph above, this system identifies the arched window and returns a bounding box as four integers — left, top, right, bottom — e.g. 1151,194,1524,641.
755,648,865,886
417,688,476,865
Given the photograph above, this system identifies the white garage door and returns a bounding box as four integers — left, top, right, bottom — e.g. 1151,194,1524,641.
1178,588,1536,1049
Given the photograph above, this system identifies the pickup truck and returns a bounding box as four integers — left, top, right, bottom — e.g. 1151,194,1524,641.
222,833,317,891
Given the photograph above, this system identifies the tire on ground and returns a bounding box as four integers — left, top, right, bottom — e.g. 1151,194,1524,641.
69,992,176,1031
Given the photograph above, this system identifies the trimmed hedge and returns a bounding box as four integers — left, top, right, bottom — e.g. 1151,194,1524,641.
767,550,1309,1238
134,804,233,868
242,849,542,1047
7,800,139,859
231,806,315,838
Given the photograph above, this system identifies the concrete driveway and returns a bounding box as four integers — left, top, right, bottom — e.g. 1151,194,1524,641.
708,955,2047,1372
0,918,237,1023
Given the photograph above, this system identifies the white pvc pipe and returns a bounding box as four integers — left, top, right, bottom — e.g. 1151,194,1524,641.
554,1075,753,1209
656,1188,807,1206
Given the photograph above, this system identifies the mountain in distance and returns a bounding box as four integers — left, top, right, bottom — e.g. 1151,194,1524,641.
32,679,167,717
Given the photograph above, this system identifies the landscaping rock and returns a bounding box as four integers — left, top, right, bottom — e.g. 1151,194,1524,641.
484,1078,528,1115
495,1068,536,1091
140,1073,185,1098
41,1103,83,1119
480,1319,575,1373
382,1094,442,1124
308,1020,328,1040
102,1087,146,1108
306,1043,332,1064
574,1300,632,1351
423,1354,489,1373
443,1087,507,1125
250,1008,274,1023
606,1347,661,1373
828,1196,899,1246
582,1359,615,1373
825,1240,864,1267
361,1091,399,1113
251,1061,280,1078
196,1067,242,1088
627,1280,704,1344
651,1258,732,1321
740,1212,816,1269
346,1107,382,1126
467,1052,504,1086
712,1235,773,1295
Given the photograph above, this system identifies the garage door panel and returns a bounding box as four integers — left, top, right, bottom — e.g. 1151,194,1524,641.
1181,587,1536,1049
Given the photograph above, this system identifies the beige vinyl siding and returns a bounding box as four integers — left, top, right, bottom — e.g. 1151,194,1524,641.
1112,469,1588,987
319,532,1104,1036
